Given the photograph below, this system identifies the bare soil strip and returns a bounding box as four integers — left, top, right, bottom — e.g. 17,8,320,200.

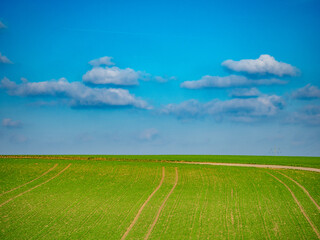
0,164,71,208
178,162,320,173
267,172,320,239
0,164,58,196
277,171,320,212
120,167,165,240
144,167,179,240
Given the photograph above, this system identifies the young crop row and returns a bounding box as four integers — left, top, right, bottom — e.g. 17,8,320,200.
0,158,319,239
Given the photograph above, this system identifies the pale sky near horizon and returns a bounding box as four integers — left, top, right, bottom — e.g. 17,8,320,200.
0,0,320,155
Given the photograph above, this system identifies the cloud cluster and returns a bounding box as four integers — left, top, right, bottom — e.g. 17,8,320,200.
83,66,142,86
222,54,299,77
2,118,22,128
0,52,12,64
0,77,149,109
292,84,320,99
89,56,115,66
181,54,298,90
229,88,261,98
84,56,175,86
162,95,284,122
181,75,286,89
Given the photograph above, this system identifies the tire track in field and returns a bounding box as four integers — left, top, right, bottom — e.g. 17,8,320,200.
161,169,185,236
276,171,320,212
0,164,58,196
0,164,71,208
144,167,179,240
120,167,165,240
267,172,320,239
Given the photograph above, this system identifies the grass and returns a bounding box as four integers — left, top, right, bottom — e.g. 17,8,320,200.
3,155,320,168
0,156,319,239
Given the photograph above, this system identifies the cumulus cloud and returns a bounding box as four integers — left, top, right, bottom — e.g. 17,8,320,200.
0,21,6,29
0,52,12,64
82,66,141,86
181,75,286,89
162,95,284,122
292,84,320,99
89,56,115,66
139,128,159,140
229,88,262,98
0,77,149,109
222,54,299,77
2,118,22,128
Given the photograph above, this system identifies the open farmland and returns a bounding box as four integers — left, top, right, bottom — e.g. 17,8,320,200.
0,156,319,239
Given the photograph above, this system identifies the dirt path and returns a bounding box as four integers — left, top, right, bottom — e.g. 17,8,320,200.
144,167,179,240
267,172,320,239
0,164,58,196
0,164,71,208
121,167,165,240
277,171,320,212
178,162,320,173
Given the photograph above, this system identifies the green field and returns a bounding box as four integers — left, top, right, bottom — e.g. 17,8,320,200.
6,155,319,168
0,156,319,239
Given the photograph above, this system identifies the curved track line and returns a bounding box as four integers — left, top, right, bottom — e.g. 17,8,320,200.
144,167,179,240
0,164,58,196
0,164,71,208
178,162,320,173
121,167,165,240
267,172,320,239
277,171,320,212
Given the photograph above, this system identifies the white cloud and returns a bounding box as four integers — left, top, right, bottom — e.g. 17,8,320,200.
2,118,22,128
0,52,12,64
0,77,150,109
139,128,159,140
230,88,262,98
181,75,286,89
89,56,115,66
0,21,6,29
82,66,141,85
162,95,284,121
222,54,299,77
292,84,320,99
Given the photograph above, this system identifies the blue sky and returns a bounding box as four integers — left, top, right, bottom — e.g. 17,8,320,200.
0,0,320,155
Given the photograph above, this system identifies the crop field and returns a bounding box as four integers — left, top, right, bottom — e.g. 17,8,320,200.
0,156,319,239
